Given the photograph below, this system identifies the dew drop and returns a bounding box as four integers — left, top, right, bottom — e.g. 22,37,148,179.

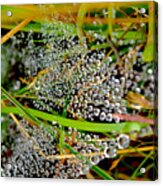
90,155,100,165
104,146,117,158
117,134,130,149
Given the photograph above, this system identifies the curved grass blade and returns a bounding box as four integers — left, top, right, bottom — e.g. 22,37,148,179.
2,106,149,134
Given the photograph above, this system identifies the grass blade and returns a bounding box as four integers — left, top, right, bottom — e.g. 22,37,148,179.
2,106,148,133
91,165,114,180
1,87,41,125
131,151,154,179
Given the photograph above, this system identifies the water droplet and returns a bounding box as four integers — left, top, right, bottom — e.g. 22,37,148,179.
94,108,100,117
6,11,12,17
84,134,91,142
106,113,113,122
81,165,90,175
104,146,117,158
100,112,106,121
140,8,146,14
140,167,146,174
6,164,12,170
90,155,100,165
117,134,130,149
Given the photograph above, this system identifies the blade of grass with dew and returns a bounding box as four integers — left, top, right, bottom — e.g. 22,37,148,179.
2,106,149,134
2,21,143,41
2,21,77,39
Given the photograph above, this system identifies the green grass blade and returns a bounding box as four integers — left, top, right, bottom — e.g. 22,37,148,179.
1,87,41,125
2,106,148,133
131,151,154,179
91,165,114,180
59,126,64,154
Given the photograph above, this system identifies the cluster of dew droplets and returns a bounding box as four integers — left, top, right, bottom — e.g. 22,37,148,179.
5,4,154,119
1,119,61,178
1,115,154,178
1,118,132,178
62,126,131,175
8,16,155,124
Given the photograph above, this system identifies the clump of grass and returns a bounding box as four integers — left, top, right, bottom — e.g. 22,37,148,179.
1,2,157,180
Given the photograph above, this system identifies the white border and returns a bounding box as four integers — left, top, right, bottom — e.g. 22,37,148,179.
1,0,162,186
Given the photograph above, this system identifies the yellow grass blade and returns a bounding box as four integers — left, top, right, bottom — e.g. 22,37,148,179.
1,16,35,44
